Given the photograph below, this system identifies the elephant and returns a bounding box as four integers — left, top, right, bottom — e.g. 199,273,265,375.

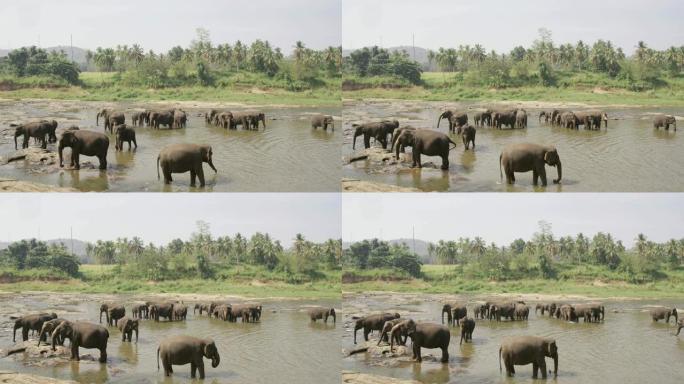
131,112,143,126
37,318,69,346
227,112,252,130
58,130,109,170
585,110,608,129
149,302,175,322
460,124,476,150
229,304,261,323
352,120,399,150
491,110,517,129
104,112,125,134
391,320,451,363
514,304,530,320
500,143,562,186
99,304,110,323
539,111,552,124
377,318,406,346
173,304,188,321
11,121,55,149
157,335,220,379
52,321,109,363
245,111,266,130
114,124,137,151
308,307,336,324
459,317,475,344
472,304,488,319
499,336,558,379
558,304,576,322
560,111,579,129
393,129,458,170
515,109,528,128
650,307,677,323
217,111,234,129
437,110,468,133
205,109,219,124
441,302,467,326
353,312,400,344
132,303,149,319
535,303,558,316
576,303,604,322
311,114,334,131
96,108,114,128
473,112,483,126
676,319,684,336
550,109,563,126
116,316,139,342
492,302,516,322
480,110,492,126
157,143,217,187
173,110,187,128
212,304,232,321
149,110,174,129
13,313,57,342
194,303,211,316
390,126,416,154
653,114,677,131
106,305,126,326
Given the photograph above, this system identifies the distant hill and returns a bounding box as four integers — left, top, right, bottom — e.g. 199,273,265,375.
0,46,90,66
342,238,435,264
0,238,92,263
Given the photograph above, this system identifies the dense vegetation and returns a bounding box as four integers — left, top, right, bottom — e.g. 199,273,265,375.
0,29,341,98
0,222,341,286
343,29,684,95
344,221,684,286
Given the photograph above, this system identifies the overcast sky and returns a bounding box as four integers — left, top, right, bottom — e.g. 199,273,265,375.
342,194,684,247
0,194,340,246
0,0,340,53
342,0,684,54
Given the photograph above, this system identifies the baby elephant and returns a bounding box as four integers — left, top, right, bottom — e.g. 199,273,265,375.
157,143,217,187
499,336,558,379
116,317,139,342
459,317,475,344
311,114,334,131
459,124,476,150
114,124,137,151
308,307,336,324
158,335,220,379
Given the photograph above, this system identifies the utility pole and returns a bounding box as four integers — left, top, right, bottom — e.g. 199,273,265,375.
412,226,416,255
70,227,74,255
412,33,416,61
70,34,74,62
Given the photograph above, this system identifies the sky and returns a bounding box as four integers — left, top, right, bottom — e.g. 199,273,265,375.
0,194,340,246
342,194,684,247
0,0,341,53
342,0,684,54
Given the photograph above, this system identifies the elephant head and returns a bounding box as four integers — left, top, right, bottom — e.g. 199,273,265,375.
96,108,110,126
325,116,335,128
58,131,80,168
199,145,218,173
543,147,562,184
13,126,25,150
437,111,453,128
99,304,108,323
666,115,677,129
256,112,266,128
671,308,678,322
393,130,415,159
51,322,74,351
329,308,336,323
390,319,415,352
203,340,220,368
543,339,559,376
124,319,139,342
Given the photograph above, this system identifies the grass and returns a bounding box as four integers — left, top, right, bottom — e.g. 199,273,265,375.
0,265,341,299
0,71,341,106
342,265,684,299
342,71,684,107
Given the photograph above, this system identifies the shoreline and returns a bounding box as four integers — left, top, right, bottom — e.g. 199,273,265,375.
0,290,340,302
341,290,667,303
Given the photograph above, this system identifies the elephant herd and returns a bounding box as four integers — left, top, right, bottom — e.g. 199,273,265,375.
352,300,683,379
539,109,608,130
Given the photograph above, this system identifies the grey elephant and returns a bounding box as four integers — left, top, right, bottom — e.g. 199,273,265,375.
37,318,69,346
560,111,579,129
394,129,457,170
217,111,234,129
116,316,139,342
58,130,109,170
131,111,143,126
459,317,475,344
173,304,188,321
650,307,677,323
206,109,219,124
377,318,406,346
437,110,468,133
500,143,562,186
585,110,608,129
515,109,528,128
308,307,336,323
52,321,109,363
441,302,467,326
114,124,137,151
11,121,55,149
99,110,125,134
96,108,114,128
492,109,517,129
460,124,476,150
311,114,334,131
391,320,451,363
149,302,175,322
558,304,576,322
550,109,563,126
353,312,401,344
390,126,416,154
132,303,148,319
499,336,558,379
653,114,676,131
157,335,220,379
514,304,530,320
157,143,217,187
106,305,126,326
173,110,187,128
245,110,266,130
13,313,57,342
352,120,399,149
149,110,174,129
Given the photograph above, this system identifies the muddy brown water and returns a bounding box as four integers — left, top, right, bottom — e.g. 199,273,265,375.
0,294,340,383
0,100,340,192
342,293,684,384
342,101,684,192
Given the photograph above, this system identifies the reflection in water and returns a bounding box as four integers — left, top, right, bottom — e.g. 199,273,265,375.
343,102,684,192
0,101,340,192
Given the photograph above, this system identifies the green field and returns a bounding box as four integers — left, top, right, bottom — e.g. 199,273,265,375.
343,71,684,107
342,265,684,299
0,264,341,299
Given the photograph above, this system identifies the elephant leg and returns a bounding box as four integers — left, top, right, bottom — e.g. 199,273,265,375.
539,359,547,379
22,326,29,341
532,169,539,185
99,347,107,363
190,362,197,378
198,360,206,379
73,152,81,169
505,167,515,184
441,346,449,363
539,168,548,186
506,360,515,376
163,359,172,376
415,345,422,362
197,167,206,187
532,362,538,378
364,133,371,149
163,167,173,184
71,344,80,361
364,328,370,341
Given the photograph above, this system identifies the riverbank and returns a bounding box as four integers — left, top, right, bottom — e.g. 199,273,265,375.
0,371,76,384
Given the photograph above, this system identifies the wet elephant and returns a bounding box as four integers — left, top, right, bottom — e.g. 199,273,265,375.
437,110,468,133
105,112,125,133
676,319,683,336
650,307,677,323
173,304,188,321
653,114,676,131
560,111,579,129
377,318,406,346
157,335,220,379
353,312,400,344
308,307,336,323
114,124,137,151
244,111,266,130
515,109,528,128
13,313,57,342
173,110,187,128
500,143,562,186
393,129,458,170
11,121,54,149
499,336,558,379
132,303,148,319
392,320,451,363
106,305,126,326
352,120,399,150
441,302,466,326
460,124,476,150
58,130,109,170
116,316,139,342
311,114,334,131
150,302,175,322
52,321,109,363
492,110,517,129
37,318,69,346
391,126,416,155
157,143,217,187
149,110,174,129
459,317,475,344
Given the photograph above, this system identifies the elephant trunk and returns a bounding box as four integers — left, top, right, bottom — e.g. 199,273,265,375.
437,115,442,128
352,131,358,150
208,159,217,173
157,347,160,370
673,309,678,323
157,156,161,180
96,112,99,126
552,354,558,376
58,143,65,167
499,347,502,372
135,327,138,342
553,160,562,184
211,353,220,368
677,324,683,336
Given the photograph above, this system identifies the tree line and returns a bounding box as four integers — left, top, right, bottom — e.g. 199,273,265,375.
0,46,81,85
0,239,80,277
345,222,684,283
344,29,684,89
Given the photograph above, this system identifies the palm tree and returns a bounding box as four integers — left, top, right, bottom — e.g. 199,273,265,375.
293,41,306,65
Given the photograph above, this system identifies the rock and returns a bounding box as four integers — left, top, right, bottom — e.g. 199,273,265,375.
342,178,420,192
342,371,421,384
0,371,77,384
0,148,58,166
0,178,77,192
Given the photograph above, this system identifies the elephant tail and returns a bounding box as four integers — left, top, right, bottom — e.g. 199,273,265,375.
156,155,160,180
499,347,502,372
157,346,160,370
448,137,458,150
